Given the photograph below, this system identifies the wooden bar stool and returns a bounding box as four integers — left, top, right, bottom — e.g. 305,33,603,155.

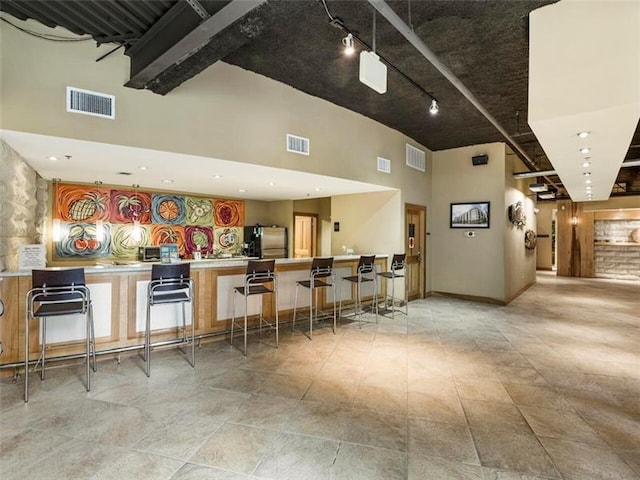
377,253,408,318
25,268,96,402
231,259,278,355
145,263,195,377
292,257,336,339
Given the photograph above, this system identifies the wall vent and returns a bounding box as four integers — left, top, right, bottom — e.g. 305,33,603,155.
377,156,391,173
66,86,115,119
286,134,310,155
406,144,426,172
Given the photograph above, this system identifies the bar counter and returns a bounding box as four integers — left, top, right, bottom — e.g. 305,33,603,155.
0,255,387,371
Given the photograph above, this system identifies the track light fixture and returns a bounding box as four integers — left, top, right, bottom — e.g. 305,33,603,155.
429,98,439,115
342,33,355,56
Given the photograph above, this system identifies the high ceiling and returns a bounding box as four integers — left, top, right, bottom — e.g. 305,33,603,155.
1,0,639,199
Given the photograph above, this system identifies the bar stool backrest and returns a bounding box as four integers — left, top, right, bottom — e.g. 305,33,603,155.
31,268,87,304
391,253,406,271
246,259,276,284
151,263,191,292
357,255,376,275
310,257,334,278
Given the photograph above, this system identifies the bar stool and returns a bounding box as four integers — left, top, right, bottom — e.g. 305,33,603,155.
377,253,408,319
145,263,195,377
25,268,96,402
231,259,278,356
339,255,378,327
292,257,336,339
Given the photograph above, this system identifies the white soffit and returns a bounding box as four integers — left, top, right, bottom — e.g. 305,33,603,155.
0,130,394,201
528,0,640,202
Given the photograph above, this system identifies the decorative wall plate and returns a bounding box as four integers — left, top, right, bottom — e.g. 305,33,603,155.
508,201,526,227
525,229,537,249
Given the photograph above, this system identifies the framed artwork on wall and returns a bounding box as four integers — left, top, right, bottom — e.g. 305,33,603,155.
450,202,490,228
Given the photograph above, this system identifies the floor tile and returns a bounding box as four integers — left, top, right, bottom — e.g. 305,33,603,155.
330,442,407,480
408,417,480,465
540,437,639,480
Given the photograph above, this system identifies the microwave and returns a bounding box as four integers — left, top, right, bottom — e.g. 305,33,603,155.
138,246,161,262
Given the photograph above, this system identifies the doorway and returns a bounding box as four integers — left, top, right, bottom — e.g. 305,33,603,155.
405,203,426,300
293,213,317,258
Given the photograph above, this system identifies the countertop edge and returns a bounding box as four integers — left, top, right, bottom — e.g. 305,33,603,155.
0,254,389,278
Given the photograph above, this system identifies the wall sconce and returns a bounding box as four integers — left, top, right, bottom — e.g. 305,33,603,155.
52,219,62,242
95,220,105,242
571,216,578,226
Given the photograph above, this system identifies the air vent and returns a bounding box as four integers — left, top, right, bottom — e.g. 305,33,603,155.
377,157,391,173
286,134,310,156
66,86,115,119
406,144,426,172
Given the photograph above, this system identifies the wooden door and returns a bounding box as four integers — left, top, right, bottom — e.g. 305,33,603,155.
294,214,317,258
405,203,426,300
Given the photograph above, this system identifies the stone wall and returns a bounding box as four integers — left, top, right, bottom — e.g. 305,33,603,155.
0,140,48,271
594,219,640,281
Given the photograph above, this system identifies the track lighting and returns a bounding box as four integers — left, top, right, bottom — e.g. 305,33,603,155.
429,98,439,115
342,33,355,56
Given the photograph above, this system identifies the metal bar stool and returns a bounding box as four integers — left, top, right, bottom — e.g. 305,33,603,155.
292,257,336,339
145,263,195,377
339,255,378,327
231,259,278,356
377,253,408,319
25,268,96,402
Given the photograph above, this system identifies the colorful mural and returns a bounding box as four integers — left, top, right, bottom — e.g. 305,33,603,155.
52,183,244,259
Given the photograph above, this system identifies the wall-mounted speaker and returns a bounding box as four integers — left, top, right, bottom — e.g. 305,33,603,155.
472,154,489,166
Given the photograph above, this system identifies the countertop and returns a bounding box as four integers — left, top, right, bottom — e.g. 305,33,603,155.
0,254,387,277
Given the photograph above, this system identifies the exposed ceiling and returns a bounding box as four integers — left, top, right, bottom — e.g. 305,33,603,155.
1,0,639,201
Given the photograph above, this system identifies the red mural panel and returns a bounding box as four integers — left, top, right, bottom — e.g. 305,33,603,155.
109,190,152,224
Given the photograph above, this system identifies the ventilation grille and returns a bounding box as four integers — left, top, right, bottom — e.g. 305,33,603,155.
286,134,310,155
66,86,115,119
406,144,426,172
377,157,391,173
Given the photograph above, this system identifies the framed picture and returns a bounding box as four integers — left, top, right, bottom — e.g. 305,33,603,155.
450,202,490,228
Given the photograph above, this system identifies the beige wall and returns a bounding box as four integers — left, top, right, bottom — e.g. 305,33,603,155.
504,151,537,301
330,191,403,258
431,143,508,302
0,18,431,192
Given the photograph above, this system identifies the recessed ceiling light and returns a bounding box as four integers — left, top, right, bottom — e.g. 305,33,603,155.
238,188,246,193
580,147,590,154
94,180,103,185
268,182,275,186
213,174,222,179
577,131,590,138
585,179,592,184
161,179,174,183
582,161,591,168
48,156,57,161
583,172,591,176
138,166,148,170
315,187,321,192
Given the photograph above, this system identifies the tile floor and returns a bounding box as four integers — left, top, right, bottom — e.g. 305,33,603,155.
1,272,638,479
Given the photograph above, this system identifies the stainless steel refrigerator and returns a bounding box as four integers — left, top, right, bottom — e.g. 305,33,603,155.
243,226,288,259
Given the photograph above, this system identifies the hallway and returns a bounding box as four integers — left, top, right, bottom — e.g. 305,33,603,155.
1,273,638,479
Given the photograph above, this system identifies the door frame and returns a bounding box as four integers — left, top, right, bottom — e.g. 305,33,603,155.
405,203,427,300
293,212,318,258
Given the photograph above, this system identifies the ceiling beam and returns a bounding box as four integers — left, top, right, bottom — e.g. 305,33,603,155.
125,0,268,90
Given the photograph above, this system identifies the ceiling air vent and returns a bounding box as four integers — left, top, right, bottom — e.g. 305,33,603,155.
286,134,310,156
66,86,115,119
406,144,426,172
377,157,391,173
